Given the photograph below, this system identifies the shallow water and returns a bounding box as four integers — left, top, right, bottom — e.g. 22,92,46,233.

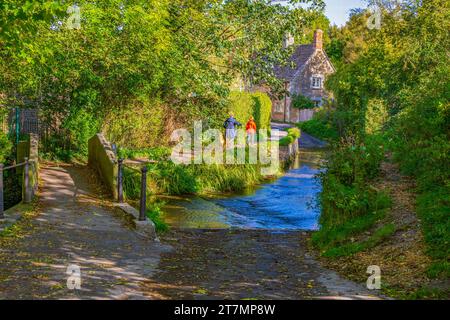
161,150,324,231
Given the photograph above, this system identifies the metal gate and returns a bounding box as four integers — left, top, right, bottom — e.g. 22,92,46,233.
5,108,39,145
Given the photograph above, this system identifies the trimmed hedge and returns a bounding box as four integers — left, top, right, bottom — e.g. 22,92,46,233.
228,91,272,130
252,92,272,130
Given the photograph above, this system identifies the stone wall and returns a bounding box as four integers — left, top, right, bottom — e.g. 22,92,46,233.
16,133,39,201
88,133,118,198
279,138,299,165
88,133,157,240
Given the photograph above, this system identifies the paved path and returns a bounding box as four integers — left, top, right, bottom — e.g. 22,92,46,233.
0,163,170,299
271,122,328,148
143,229,382,300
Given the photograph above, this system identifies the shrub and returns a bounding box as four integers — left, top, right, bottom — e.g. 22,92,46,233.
0,132,12,163
365,98,388,134
279,135,293,146
297,118,338,141
291,94,315,109
312,134,389,253
279,127,300,146
103,98,166,149
287,127,301,139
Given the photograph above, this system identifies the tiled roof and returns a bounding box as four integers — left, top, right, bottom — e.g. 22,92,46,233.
274,44,315,81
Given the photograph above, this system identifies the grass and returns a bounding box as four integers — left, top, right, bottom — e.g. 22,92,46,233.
146,201,168,232
321,223,396,258
416,188,450,279
117,146,171,161
123,161,270,197
382,285,450,300
311,209,388,251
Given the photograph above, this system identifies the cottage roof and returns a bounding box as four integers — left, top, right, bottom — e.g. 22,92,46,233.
274,44,316,81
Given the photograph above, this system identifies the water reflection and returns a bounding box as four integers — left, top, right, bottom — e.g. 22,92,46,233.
161,150,324,231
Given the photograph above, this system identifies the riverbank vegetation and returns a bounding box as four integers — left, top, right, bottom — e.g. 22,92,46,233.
279,127,301,146
312,0,449,298
296,108,339,142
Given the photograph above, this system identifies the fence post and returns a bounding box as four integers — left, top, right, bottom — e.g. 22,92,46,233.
0,164,4,219
24,157,32,203
117,158,124,203
15,108,20,146
139,166,147,221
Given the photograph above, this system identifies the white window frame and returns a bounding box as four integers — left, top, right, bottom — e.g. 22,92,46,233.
275,101,283,113
311,75,324,89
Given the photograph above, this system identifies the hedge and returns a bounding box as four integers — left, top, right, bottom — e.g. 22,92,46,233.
279,127,301,146
227,91,272,130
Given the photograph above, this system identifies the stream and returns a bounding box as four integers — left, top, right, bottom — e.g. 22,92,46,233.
161,149,325,231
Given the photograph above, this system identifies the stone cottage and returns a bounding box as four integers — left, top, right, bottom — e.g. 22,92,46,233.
271,29,335,123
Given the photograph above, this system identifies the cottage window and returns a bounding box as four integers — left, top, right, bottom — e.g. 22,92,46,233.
311,76,323,89
275,101,283,113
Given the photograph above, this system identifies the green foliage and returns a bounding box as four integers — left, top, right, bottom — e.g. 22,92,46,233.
291,94,315,109
279,127,300,146
317,0,450,276
123,160,266,197
251,92,272,130
0,132,12,163
278,135,294,147
297,117,338,142
228,91,254,128
63,108,101,157
312,208,387,250
118,147,171,161
321,224,396,258
313,135,389,253
146,201,168,232
287,127,301,139
416,189,450,278
103,99,166,149
365,99,388,135
227,91,272,130
122,166,142,200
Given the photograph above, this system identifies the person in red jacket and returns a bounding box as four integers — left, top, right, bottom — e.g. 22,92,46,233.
246,116,257,145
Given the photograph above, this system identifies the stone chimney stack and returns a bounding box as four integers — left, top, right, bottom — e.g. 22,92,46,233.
283,33,295,49
313,29,323,50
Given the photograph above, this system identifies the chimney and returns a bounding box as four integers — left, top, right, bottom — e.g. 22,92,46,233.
283,33,295,49
313,29,323,50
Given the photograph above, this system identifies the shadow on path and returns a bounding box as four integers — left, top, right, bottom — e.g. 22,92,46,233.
0,163,170,299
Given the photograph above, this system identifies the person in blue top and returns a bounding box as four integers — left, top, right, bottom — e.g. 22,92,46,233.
223,112,242,147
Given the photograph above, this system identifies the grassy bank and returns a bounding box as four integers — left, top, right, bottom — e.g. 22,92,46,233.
123,161,269,197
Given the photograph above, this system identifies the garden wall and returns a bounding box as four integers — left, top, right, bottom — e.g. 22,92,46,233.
88,133,118,198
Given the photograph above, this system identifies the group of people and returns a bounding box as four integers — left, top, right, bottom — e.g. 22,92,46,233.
223,112,257,146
